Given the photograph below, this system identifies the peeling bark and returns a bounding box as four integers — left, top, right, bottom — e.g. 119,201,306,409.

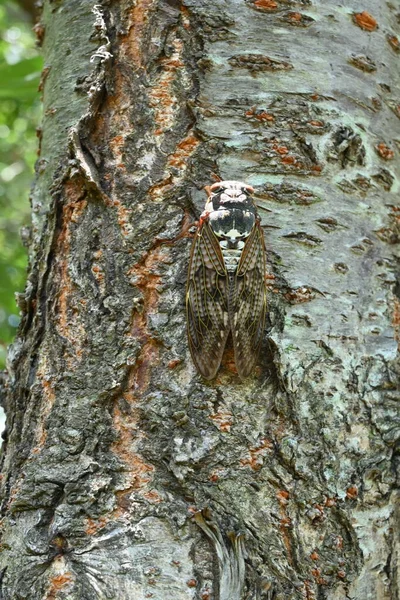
0,1,399,599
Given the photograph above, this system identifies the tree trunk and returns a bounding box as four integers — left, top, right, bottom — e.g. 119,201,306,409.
1,1,399,598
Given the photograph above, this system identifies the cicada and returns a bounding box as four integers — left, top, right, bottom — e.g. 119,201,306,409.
186,180,267,379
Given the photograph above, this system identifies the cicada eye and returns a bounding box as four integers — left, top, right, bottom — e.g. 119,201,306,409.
243,184,255,194
210,182,225,193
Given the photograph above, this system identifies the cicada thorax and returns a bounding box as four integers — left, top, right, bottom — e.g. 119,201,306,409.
206,182,256,273
208,207,256,272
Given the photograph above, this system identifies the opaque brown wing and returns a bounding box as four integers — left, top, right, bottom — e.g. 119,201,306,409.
186,219,230,379
230,219,267,378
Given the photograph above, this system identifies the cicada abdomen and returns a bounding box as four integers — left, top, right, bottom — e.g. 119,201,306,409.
186,180,267,379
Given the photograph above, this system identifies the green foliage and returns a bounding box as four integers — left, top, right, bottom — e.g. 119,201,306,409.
0,1,42,367
0,56,42,99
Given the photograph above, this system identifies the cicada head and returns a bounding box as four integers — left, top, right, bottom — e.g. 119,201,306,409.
205,180,255,212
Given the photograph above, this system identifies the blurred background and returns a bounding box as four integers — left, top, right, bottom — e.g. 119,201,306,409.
0,0,41,369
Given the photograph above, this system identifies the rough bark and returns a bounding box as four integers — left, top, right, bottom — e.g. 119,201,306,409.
0,1,399,599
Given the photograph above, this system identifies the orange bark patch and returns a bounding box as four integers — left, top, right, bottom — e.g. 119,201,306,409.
208,469,224,482
209,411,234,432
147,174,174,201
122,0,156,67
33,354,57,450
310,551,319,561
85,516,108,536
276,145,289,155
110,245,170,515
91,264,104,283
148,132,200,201
276,489,289,505
375,142,394,160
311,568,321,579
303,580,315,600
45,566,73,600
269,140,311,170
240,437,272,470
353,11,377,32
128,245,166,346
245,107,275,122
167,134,200,169
346,485,358,499
168,359,182,369
111,396,161,517
258,112,274,122
254,0,278,9
64,179,88,222
143,489,163,503
56,179,87,366
135,343,160,398
277,489,294,564
281,155,296,164
50,574,72,589
149,38,184,137
91,250,106,291
111,198,132,237
110,134,126,168
325,496,336,507
113,405,154,487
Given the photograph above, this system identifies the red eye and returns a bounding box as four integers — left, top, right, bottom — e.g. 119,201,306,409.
210,182,225,192
244,184,254,193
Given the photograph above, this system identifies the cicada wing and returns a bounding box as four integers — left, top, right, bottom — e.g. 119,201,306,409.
186,220,230,379
230,220,267,378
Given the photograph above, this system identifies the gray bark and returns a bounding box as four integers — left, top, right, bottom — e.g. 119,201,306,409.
0,0,399,598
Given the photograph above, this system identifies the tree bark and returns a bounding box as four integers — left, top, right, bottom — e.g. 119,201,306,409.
1,1,399,598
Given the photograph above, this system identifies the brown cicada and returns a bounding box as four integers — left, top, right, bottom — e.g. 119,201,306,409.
186,181,267,379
